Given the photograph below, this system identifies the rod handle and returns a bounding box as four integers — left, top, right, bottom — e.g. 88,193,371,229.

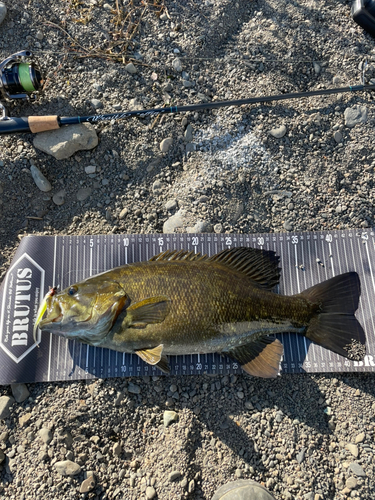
0,117,30,135
28,115,60,133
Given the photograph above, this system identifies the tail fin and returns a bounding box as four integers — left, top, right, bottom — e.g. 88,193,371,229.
300,272,366,360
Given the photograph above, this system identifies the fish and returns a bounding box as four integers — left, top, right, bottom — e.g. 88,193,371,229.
34,247,366,378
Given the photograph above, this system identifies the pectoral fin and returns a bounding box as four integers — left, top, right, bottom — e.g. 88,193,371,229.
226,337,283,378
127,296,171,329
135,344,170,373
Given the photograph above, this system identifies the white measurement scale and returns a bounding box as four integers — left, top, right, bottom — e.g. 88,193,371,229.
0,230,374,384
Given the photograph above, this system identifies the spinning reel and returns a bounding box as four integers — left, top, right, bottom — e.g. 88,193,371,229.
0,50,43,120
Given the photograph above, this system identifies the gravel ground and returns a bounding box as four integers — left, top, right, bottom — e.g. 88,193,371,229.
1,0,375,498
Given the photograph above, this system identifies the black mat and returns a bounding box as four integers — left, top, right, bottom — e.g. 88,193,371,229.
0,230,374,384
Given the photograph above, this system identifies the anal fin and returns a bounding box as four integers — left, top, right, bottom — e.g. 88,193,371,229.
135,344,170,374
226,337,283,378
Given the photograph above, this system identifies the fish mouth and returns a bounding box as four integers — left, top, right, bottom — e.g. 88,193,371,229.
35,293,62,328
38,311,63,329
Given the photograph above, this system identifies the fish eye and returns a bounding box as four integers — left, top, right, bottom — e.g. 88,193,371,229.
68,286,78,296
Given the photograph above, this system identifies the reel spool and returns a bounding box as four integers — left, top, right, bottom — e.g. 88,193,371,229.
0,50,43,120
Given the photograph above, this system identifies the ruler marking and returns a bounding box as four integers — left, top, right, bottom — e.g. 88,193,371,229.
356,237,375,356
47,236,58,381
33,229,375,382
278,240,286,369
321,239,331,363
349,237,362,373
307,239,316,364
118,236,121,267
335,238,342,275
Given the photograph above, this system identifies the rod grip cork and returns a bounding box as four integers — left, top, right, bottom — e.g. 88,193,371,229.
28,115,60,133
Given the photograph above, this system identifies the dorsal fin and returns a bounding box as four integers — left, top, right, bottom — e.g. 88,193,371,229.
209,247,280,290
149,249,208,262
149,247,280,290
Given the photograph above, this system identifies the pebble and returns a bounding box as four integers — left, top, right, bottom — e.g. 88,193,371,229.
127,98,140,110
349,462,366,476
163,410,179,427
119,207,128,219
283,220,293,231
76,187,92,201
188,220,212,233
125,63,137,74
346,443,359,458
38,428,53,445
145,486,156,499
165,199,177,211
172,58,182,72
214,223,223,233
269,125,287,138
344,105,367,128
355,432,365,443
19,412,32,427
160,137,174,153
345,476,357,489
184,124,193,142
54,460,82,476
333,130,343,143
296,448,306,464
127,382,141,394
0,396,14,419
80,476,96,493
52,189,66,206
152,180,163,195
163,210,185,233
112,442,122,456
90,98,103,109
10,383,29,403
30,165,52,192
168,471,182,482
114,391,125,406
85,165,96,174
313,62,321,74
0,2,6,25
186,142,196,152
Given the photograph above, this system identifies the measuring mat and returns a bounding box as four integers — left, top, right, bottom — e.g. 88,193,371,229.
0,230,374,385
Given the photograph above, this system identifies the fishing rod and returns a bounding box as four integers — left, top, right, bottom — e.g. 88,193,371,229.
1,50,375,136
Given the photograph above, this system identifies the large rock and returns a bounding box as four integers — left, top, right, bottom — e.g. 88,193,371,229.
0,2,6,26
33,123,98,160
212,480,276,500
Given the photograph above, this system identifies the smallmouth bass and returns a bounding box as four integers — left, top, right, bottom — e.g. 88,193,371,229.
34,247,366,377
